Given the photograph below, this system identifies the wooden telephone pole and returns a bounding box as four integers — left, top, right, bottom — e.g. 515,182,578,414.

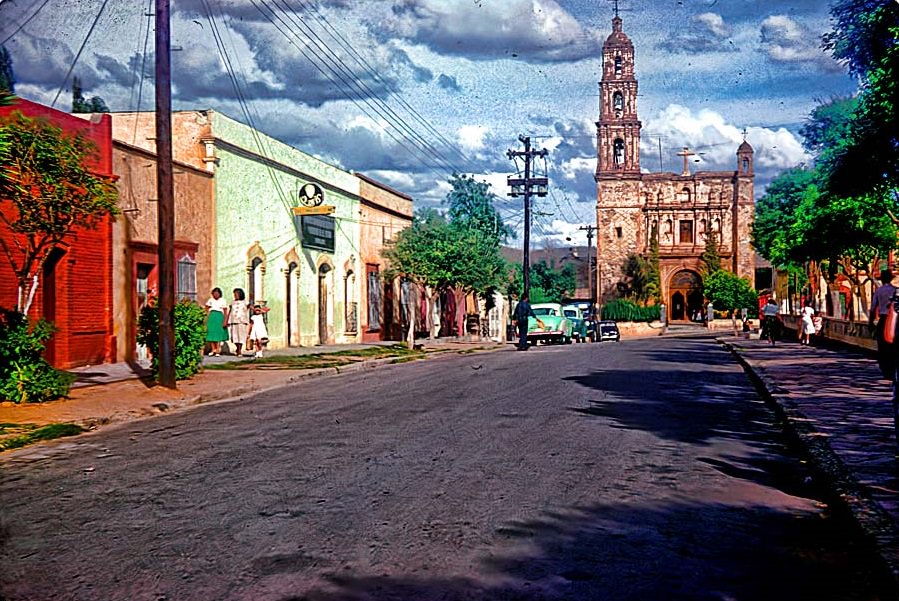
507,136,548,299
579,225,597,315
155,0,176,388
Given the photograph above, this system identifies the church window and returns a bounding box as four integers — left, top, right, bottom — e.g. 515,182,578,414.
680,187,691,203
679,220,694,244
613,139,625,166
613,91,624,116
614,55,622,74
742,158,750,172
615,226,623,239
651,220,658,241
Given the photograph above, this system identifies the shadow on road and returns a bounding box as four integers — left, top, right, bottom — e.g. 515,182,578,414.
286,499,886,601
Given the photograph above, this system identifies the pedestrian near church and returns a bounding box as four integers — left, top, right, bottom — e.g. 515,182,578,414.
870,269,898,379
205,287,229,356
228,288,250,357
760,298,781,346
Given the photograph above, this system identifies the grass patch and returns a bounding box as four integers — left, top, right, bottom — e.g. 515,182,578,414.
207,345,425,371
0,422,85,451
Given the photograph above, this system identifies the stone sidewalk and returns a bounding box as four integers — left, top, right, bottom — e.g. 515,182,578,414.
722,335,899,588
0,339,506,431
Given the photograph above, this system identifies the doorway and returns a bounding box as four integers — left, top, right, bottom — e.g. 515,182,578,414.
669,270,703,322
286,261,298,346
318,264,331,345
42,248,66,365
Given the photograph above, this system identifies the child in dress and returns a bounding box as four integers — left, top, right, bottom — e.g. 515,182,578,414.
248,304,269,358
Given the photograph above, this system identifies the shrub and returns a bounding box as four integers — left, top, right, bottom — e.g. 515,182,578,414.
137,301,207,381
601,299,661,322
0,308,74,403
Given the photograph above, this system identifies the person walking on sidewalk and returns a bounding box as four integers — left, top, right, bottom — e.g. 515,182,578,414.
800,300,816,346
870,269,898,380
761,298,781,345
513,295,537,351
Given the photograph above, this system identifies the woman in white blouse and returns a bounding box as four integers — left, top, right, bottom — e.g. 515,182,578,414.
205,287,229,356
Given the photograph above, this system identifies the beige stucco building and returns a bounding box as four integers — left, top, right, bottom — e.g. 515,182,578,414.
595,16,755,321
356,173,414,341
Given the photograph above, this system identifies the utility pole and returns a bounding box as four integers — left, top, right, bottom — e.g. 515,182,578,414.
579,225,597,315
507,135,548,299
156,0,176,389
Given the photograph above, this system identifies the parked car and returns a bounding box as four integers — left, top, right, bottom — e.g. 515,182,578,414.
528,303,574,345
562,304,591,342
598,320,620,342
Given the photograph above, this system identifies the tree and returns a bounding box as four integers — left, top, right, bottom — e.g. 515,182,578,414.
621,238,660,304
0,45,14,95
703,270,757,330
71,76,109,114
0,112,119,314
822,1,899,198
445,173,513,245
506,260,576,304
699,232,722,277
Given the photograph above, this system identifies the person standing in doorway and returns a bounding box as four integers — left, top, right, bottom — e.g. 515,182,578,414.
228,288,250,357
870,269,897,379
205,287,229,356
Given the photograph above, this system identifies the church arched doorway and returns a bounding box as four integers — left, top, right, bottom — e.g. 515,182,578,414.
669,270,703,322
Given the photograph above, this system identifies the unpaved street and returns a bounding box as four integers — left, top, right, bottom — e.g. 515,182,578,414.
0,336,890,600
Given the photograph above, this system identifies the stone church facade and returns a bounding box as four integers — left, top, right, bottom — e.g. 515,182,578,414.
595,16,755,321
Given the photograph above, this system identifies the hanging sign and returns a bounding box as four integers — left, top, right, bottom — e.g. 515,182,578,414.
297,214,335,253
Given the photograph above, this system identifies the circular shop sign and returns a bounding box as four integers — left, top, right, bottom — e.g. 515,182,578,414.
298,182,324,207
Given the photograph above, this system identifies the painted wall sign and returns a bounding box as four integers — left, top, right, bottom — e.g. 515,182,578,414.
297,214,335,253
298,182,325,207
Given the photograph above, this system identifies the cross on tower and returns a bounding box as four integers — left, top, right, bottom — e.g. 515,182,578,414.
741,127,748,141
676,147,695,176
609,0,620,18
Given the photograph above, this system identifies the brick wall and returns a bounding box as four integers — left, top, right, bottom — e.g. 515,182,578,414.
0,99,115,369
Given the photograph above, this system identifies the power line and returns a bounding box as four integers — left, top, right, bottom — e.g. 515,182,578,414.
51,0,111,108
289,0,469,167
0,0,53,45
251,0,464,177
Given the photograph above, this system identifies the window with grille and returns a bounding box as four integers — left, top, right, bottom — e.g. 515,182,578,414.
176,256,197,301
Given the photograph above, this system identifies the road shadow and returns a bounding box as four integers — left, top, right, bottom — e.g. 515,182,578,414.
281,499,888,601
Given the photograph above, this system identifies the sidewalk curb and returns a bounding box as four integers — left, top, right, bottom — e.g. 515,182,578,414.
720,339,899,591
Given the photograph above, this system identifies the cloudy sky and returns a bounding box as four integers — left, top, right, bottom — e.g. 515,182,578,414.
0,0,856,247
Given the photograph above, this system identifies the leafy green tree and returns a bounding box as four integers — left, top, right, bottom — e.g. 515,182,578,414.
703,270,757,329
445,173,513,244
0,111,119,314
71,76,109,113
699,232,722,277
0,45,14,95
752,167,819,267
506,260,576,304
621,240,660,304
822,1,899,198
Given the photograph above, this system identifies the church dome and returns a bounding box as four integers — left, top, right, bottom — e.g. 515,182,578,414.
604,16,632,46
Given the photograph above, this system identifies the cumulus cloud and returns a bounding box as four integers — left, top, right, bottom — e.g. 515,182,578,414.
657,12,737,54
437,73,462,92
457,124,488,152
759,15,842,72
641,103,809,185
382,0,604,63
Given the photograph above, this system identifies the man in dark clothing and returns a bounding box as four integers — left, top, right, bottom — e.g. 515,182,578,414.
871,269,897,380
514,295,537,350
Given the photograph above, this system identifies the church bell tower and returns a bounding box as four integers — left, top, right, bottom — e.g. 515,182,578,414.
595,15,641,178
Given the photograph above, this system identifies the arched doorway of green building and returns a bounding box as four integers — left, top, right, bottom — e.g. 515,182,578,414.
669,270,703,322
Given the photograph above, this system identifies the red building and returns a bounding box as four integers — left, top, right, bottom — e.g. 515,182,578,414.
0,98,116,368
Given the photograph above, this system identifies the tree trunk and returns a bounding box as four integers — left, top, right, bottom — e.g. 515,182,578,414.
454,288,466,338
427,289,439,339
